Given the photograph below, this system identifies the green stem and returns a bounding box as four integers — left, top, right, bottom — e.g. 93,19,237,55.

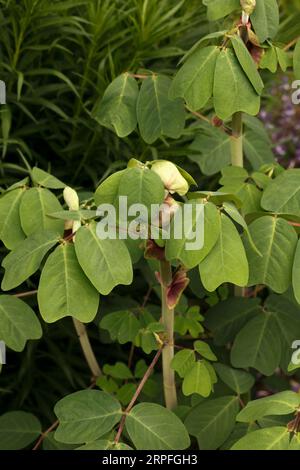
73,318,101,379
231,111,246,297
230,111,243,167
159,260,177,410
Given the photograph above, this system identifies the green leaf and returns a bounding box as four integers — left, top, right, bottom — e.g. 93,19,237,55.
125,403,190,450
251,0,280,43
188,190,242,207
175,164,197,188
188,124,231,175
118,167,165,211
182,360,212,397
276,47,288,72
0,295,42,352
260,46,278,72
261,169,300,216
94,73,138,138
251,172,271,190
76,440,133,450
19,187,64,236
248,427,292,448
75,222,133,295
7,177,30,191
1,230,60,291
220,165,249,185
243,216,298,293
220,175,262,216
179,31,226,65
232,426,290,450
230,311,282,375
222,201,261,256
94,170,126,207
244,130,275,169
170,46,219,111
54,390,122,444
42,432,77,450
203,0,240,21
199,213,249,291
289,434,300,450
103,362,133,380
205,297,261,345
96,376,119,394
294,40,300,79
214,363,254,395
135,329,158,354
116,383,136,406
166,201,220,268
204,359,217,385
237,391,300,423
293,240,300,304
31,167,66,189
100,311,140,344
264,295,300,371
0,411,41,450
48,210,81,221
213,49,260,120
137,75,185,144
38,243,99,323
221,422,258,450
194,340,217,361
243,114,273,142
231,35,264,95
171,349,196,378
185,396,239,450
0,188,26,249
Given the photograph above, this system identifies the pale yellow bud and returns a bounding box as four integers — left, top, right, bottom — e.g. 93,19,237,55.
240,0,256,15
63,186,79,211
151,161,189,196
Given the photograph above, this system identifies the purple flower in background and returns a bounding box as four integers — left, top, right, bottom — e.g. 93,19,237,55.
260,75,300,168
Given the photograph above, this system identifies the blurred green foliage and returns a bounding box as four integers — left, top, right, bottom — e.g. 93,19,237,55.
0,0,208,188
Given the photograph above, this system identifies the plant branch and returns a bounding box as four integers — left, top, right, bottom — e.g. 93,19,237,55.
14,289,38,298
128,285,153,370
130,73,149,79
73,318,101,379
284,36,300,51
231,112,246,296
230,111,244,168
32,420,59,450
159,260,178,410
185,106,212,124
114,347,163,445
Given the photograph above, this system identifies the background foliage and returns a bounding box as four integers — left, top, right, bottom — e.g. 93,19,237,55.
1,0,300,451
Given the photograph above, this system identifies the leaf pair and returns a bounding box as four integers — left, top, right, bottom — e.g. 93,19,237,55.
54,390,190,450
231,391,300,450
206,295,300,375
94,73,186,144
171,341,217,398
0,167,65,250
38,223,133,323
170,38,263,120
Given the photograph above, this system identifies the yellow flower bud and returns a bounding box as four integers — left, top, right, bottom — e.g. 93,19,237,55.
151,161,189,196
63,186,79,211
240,0,256,15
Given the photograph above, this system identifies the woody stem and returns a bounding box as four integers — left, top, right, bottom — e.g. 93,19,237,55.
159,260,177,410
231,111,246,297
